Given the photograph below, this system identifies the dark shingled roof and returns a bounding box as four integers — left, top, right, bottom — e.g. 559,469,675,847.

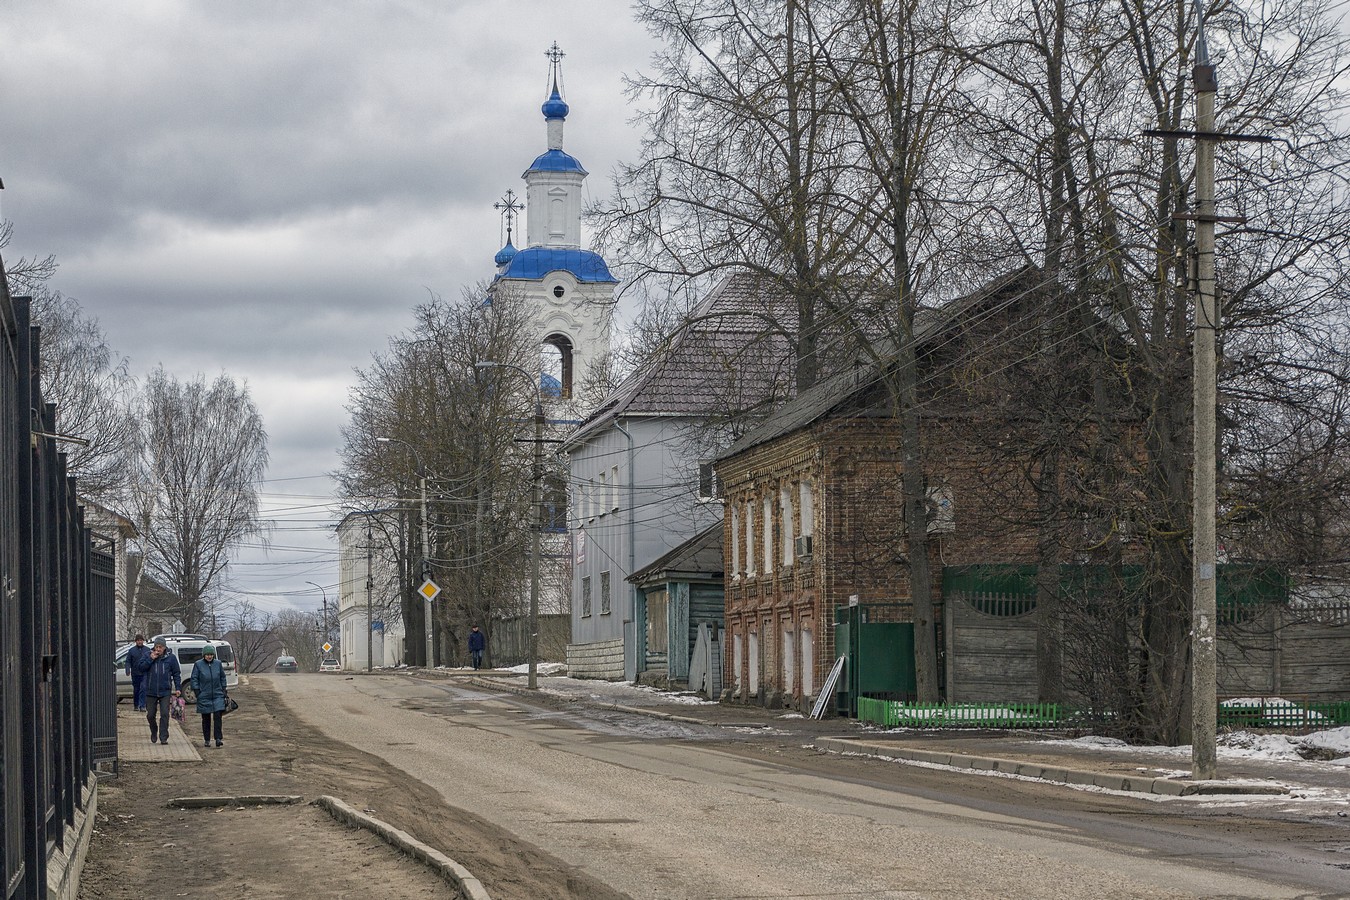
628,522,725,585
718,268,1036,461
567,273,797,447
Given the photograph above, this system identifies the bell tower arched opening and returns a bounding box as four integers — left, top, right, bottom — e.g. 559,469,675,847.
541,333,574,400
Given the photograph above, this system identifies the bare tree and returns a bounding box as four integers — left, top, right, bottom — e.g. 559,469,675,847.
337,286,541,666
2,229,138,504
132,368,269,632
30,290,139,503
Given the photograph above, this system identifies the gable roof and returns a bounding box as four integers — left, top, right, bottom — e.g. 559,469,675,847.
566,273,797,448
628,521,725,585
718,268,1037,460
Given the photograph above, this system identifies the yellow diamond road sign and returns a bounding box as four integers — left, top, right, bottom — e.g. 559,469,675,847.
418,579,441,601
322,642,333,654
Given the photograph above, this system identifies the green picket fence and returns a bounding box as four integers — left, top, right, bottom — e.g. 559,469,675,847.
856,697,1064,728
1218,699,1350,729
856,697,1350,729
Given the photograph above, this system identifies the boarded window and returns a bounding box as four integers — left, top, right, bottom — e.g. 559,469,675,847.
647,589,669,654
581,576,592,617
600,571,612,615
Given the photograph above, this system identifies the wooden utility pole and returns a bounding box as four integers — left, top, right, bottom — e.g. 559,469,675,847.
1145,6,1268,778
1191,52,1219,780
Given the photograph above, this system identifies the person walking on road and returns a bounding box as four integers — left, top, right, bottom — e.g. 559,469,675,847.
125,634,151,711
468,625,486,670
133,638,181,744
190,645,229,748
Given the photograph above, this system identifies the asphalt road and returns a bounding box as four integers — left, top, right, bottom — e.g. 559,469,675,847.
269,673,1350,899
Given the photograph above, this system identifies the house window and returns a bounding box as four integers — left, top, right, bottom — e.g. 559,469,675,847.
581,576,592,617
600,571,612,615
730,505,741,579
762,496,774,574
781,485,794,567
698,462,720,501
800,628,814,697
799,480,814,537
597,471,607,517
611,465,620,512
745,500,756,576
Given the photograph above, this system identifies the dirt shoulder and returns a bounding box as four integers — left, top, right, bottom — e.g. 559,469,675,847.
80,678,625,900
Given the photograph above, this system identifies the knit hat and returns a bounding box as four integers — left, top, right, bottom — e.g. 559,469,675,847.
153,639,167,648
203,647,215,655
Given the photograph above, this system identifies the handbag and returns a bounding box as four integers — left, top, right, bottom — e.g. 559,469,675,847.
222,696,239,714
170,695,185,721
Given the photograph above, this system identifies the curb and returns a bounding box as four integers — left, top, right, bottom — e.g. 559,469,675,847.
814,738,1287,796
314,795,491,900
169,795,303,808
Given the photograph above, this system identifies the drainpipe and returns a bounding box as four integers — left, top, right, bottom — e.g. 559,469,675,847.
615,418,637,681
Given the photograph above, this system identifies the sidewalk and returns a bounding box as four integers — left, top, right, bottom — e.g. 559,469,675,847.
115,705,200,762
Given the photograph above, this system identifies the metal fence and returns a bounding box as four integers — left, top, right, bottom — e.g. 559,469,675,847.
1,285,112,900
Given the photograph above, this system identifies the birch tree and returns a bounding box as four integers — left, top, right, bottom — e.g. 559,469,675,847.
132,369,269,632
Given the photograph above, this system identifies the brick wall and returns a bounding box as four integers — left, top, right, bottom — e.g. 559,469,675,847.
719,411,1045,707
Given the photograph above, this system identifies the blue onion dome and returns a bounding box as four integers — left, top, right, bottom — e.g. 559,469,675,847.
541,87,569,120
494,239,518,267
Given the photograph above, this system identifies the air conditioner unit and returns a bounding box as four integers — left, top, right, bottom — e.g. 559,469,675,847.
926,487,955,534
794,535,813,557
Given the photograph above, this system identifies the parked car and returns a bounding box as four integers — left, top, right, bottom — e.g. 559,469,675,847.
274,655,299,673
114,636,238,702
319,658,340,672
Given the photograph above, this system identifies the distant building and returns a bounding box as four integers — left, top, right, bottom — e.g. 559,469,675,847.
80,499,137,639
563,274,799,680
336,510,405,669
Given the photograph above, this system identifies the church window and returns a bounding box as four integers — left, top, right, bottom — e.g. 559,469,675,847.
553,285,565,299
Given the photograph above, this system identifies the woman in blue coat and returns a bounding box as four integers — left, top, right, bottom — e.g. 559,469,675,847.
190,646,229,748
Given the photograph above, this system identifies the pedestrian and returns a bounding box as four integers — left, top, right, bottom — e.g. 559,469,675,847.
190,645,229,748
133,638,181,744
468,625,486,670
125,634,152,711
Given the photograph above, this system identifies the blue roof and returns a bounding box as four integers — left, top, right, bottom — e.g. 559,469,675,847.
540,371,563,398
493,239,518,267
541,88,569,120
496,247,618,283
524,149,587,176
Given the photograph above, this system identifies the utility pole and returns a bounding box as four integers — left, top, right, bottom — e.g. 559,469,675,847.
1145,4,1269,779
420,465,433,668
476,361,544,689
376,436,435,669
1191,47,1219,781
529,392,543,691
366,518,374,672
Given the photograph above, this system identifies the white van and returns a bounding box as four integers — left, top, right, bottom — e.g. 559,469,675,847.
115,634,238,701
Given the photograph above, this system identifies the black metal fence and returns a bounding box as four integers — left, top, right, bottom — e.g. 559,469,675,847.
2,279,113,899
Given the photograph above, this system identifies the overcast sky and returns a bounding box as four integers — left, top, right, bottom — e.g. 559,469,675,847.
0,0,658,621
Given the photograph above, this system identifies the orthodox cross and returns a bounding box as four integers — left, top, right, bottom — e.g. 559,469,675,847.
545,42,565,88
494,189,524,244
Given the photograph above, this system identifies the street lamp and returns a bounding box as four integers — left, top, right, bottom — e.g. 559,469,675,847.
475,360,543,690
375,436,436,670
307,580,332,655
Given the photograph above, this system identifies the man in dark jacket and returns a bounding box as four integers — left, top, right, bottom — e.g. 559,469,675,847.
468,625,486,670
125,634,152,711
133,638,182,744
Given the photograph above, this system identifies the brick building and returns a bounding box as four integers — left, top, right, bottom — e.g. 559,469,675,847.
716,272,1046,710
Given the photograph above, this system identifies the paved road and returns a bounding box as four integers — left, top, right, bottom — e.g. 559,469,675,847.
270,673,1349,899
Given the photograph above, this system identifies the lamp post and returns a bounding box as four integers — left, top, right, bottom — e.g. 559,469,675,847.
476,360,542,690
375,436,435,669
306,580,330,658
